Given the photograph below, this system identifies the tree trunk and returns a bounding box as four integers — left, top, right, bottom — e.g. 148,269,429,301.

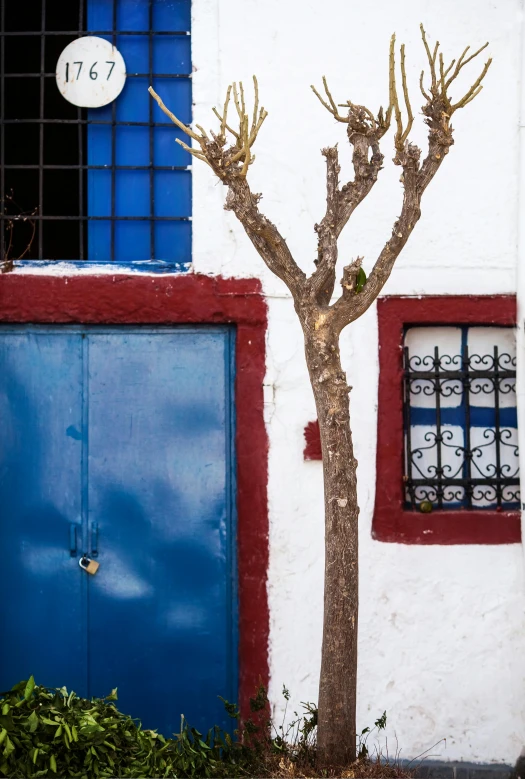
303,322,359,768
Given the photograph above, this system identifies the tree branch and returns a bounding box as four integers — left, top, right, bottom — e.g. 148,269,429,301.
225,177,306,295
309,146,340,304
328,26,491,330
311,77,350,123
331,143,421,329
308,65,394,305
149,26,490,312
149,79,305,298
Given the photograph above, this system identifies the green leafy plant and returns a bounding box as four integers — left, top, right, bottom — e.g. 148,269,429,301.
0,677,253,778
0,677,174,777
358,710,388,760
0,679,411,778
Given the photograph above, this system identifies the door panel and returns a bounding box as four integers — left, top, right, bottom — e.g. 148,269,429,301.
87,330,236,735
0,326,237,737
0,330,86,694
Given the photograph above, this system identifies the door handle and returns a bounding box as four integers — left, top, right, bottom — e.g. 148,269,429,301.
90,522,99,557
69,524,78,557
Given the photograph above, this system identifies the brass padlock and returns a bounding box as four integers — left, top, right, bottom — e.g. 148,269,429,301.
79,556,100,575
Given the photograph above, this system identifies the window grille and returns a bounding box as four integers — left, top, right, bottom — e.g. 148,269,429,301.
403,326,520,511
0,0,191,265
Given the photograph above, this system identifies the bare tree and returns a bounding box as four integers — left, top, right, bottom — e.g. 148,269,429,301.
149,26,491,768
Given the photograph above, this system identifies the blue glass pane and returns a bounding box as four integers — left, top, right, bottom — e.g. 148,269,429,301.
87,0,113,29
154,126,190,166
118,35,148,73
153,36,191,74
154,170,191,217
88,170,112,217
153,0,191,31
115,171,150,216
116,126,150,166
89,102,112,124
155,221,192,262
117,0,149,30
116,77,150,122
88,221,111,261
88,126,111,166
115,222,151,260
152,77,191,124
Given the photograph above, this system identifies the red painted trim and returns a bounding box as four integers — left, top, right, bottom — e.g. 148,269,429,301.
0,272,269,716
373,295,520,545
304,420,322,461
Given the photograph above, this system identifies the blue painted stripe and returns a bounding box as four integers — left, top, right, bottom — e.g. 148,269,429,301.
409,405,517,428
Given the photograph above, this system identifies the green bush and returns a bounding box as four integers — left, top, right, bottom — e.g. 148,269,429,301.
0,677,250,778
0,678,411,778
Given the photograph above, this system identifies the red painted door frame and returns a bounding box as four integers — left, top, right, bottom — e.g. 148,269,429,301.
0,271,269,718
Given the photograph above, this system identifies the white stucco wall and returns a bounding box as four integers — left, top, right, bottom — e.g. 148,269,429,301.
11,0,524,764
192,0,525,765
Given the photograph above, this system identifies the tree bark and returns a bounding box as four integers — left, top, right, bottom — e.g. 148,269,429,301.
302,316,359,767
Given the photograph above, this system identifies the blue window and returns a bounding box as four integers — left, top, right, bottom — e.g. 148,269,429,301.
403,326,519,511
87,0,192,264
0,0,191,268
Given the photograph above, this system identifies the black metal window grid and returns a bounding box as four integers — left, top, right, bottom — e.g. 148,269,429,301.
0,0,191,264
403,326,520,512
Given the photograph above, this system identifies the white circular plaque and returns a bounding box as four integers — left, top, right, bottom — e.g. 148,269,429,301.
56,36,126,108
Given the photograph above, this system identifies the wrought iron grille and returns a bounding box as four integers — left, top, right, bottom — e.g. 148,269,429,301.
0,0,191,264
403,327,520,511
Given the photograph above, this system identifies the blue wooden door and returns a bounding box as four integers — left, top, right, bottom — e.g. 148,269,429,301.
0,331,87,694
0,326,237,735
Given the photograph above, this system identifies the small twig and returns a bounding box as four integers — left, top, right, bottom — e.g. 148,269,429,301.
232,82,244,123
17,218,36,261
419,70,431,101
445,41,489,88
442,57,456,79
439,52,446,94
417,25,491,116
451,57,492,110
174,138,210,165
249,107,268,146
420,24,438,92
388,34,400,131
311,77,349,123
5,221,13,260
399,43,414,145
195,124,209,139
148,86,201,142
212,106,240,140
251,76,259,136
389,35,406,150
323,76,340,116
239,81,246,117
1,195,38,272
241,116,251,176
221,84,232,138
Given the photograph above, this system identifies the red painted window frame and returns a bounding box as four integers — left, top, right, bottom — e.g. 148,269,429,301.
373,295,521,545
0,272,269,717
